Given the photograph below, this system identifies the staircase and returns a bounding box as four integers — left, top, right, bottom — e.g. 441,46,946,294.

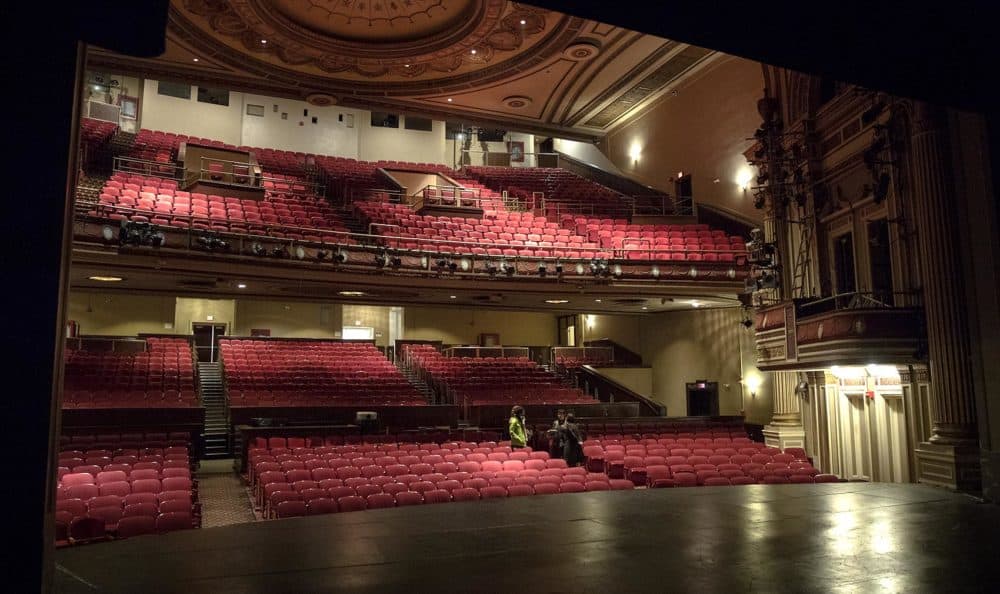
75,175,106,205
397,362,436,404
198,362,231,459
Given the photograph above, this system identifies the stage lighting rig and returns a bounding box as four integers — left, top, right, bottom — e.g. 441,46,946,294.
118,220,165,247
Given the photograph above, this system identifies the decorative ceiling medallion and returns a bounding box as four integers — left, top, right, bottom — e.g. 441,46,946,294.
180,0,552,80
305,93,338,106
562,40,600,61
502,95,532,109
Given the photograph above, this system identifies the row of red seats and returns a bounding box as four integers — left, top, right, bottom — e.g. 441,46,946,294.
464,166,627,215
59,431,191,449
62,339,199,410
221,339,426,408
55,445,198,545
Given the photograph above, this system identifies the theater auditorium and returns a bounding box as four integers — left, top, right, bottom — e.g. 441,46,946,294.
10,1,1000,591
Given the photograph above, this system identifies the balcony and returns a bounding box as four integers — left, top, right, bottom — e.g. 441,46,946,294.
754,292,925,370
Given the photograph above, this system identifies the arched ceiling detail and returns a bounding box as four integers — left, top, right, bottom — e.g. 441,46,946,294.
88,0,719,139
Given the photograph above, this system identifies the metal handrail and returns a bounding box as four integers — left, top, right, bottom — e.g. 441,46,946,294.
796,291,924,316
76,202,749,270
113,156,183,179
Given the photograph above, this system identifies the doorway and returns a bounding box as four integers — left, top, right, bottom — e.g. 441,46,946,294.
685,381,719,416
192,323,227,363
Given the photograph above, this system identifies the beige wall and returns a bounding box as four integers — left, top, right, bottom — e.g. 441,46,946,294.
592,367,653,398
638,307,757,419
404,306,557,346
241,94,361,157
600,55,764,221
233,300,344,338
140,79,244,146
579,314,643,356
359,117,446,164
67,291,177,336
174,297,236,335
343,304,392,346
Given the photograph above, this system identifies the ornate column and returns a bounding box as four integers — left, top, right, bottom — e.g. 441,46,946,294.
763,371,806,450
909,102,981,490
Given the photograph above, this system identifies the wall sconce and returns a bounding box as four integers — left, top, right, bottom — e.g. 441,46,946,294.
742,373,762,398
628,143,642,163
736,168,753,191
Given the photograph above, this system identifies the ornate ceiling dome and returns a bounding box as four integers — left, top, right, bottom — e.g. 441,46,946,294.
181,0,557,85
271,0,476,43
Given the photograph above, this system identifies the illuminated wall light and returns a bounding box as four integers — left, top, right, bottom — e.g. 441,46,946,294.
830,366,867,380
736,168,754,191
742,373,763,398
575,263,585,275
447,98,453,102
650,266,660,278
866,364,900,379
192,58,199,62
470,49,477,55
520,19,526,25
628,143,642,162
690,300,700,308
237,283,247,289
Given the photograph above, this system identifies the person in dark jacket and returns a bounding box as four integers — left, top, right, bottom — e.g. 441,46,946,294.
548,409,567,458
560,413,585,467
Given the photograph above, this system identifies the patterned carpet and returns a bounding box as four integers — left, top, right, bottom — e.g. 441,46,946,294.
196,459,257,528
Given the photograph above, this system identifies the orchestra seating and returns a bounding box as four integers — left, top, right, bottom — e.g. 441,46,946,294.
220,339,427,408
80,118,117,152
564,216,747,262
55,432,199,545
355,201,607,259
576,430,838,486
402,345,596,407
93,171,354,241
245,438,630,519
61,337,198,409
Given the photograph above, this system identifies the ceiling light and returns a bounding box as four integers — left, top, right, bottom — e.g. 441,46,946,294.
690,300,700,308
338,291,365,297
545,299,570,304
449,295,457,299
447,98,453,102
641,306,648,310
520,19,526,25
594,299,602,303
471,49,477,55
405,64,410,68
260,39,267,44
237,283,247,289
88,275,123,282
192,58,199,62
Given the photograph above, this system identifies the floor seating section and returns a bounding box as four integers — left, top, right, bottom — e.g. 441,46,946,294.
93,171,355,241
55,432,199,545
463,166,629,217
62,337,198,409
402,345,595,407
80,117,118,154
246,438,630,519
564,216,747,262
575,429,839,486
220,339,427,408
355,201,607,259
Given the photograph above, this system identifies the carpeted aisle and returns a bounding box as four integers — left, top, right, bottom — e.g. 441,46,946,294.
195,459,256,528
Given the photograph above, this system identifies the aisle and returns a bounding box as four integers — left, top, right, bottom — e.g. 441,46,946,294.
196,459,256,528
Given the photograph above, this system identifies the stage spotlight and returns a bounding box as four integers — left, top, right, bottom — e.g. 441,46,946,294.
447,260,458,273
459,258,471,272
251,242,267,257
537,263,547,277
316,249,329,261
612,264,622,278
435,258,448,272
334,251,347,263
375,252,389,268
391,255,402,268
294,246,306,260
119,220,146,246
271,245,289,258
500,260,515,277
554,261,563,275
196,234,229,251
651,266,660,278
575,263,585,276
486,261,499,276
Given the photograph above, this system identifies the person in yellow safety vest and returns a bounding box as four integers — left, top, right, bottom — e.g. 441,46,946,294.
509,405,527,448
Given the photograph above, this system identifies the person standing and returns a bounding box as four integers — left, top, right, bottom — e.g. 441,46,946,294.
548,409,567,458
509,405,528,449
560,413,585,467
